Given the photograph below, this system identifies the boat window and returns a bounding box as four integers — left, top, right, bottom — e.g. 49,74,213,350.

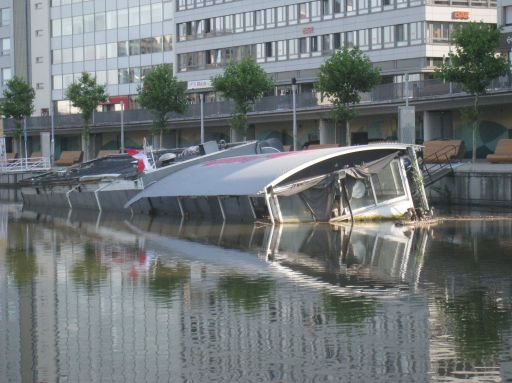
349,179,375,210
371,160,406,203
278,195,315,222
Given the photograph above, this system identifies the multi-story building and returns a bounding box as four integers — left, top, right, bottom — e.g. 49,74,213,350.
3,0,509,158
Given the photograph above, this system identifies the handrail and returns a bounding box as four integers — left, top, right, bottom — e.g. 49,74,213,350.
421,145,457,186
0,157,51,173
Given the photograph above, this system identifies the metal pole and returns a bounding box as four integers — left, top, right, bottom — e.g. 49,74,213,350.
23,117,28,168
405,72,409,107
292,78,297,151
200,93,204,144
120,101,125,153
50,102,55,165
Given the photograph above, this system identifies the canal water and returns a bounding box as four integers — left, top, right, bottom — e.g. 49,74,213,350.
1,204,512,383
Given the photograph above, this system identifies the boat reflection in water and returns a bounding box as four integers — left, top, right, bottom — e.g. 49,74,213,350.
3,205,512,382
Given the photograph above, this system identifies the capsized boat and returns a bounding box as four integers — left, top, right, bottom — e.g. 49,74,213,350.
20,140,283,211
126,143,429,223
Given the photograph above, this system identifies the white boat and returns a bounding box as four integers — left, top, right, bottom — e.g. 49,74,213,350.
20,140,282,211
126,143,429,223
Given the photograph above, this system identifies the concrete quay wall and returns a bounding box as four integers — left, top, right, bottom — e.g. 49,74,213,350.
427,163,512,207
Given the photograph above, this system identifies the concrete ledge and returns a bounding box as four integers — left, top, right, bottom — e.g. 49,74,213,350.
427,161,512,207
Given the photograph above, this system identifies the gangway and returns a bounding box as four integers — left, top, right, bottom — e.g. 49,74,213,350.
420,145,459,187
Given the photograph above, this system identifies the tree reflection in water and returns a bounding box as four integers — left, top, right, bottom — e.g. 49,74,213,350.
436,287,512,363
71,242,110,295
148,260,190,304
323,293,377,325
218,274,275,312
6,225,37,287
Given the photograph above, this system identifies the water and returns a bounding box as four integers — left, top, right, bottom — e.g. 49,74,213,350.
1,204,512,382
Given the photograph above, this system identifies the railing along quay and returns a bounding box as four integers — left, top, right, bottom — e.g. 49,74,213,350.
3,76,512,133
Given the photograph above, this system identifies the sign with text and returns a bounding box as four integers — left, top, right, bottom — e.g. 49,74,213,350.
303,27,314,34
452,11,469,20
188,79,213,90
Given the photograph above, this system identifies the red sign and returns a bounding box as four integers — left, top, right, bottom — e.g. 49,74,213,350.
452,11,469,20
303,27,314,34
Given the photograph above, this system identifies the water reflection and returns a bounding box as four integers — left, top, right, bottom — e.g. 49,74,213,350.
1,204,512,382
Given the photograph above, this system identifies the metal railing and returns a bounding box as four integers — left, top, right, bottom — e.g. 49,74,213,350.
3,76,512,133
0,157,51,173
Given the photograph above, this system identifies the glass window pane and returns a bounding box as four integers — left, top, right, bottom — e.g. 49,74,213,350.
152,3,163,22
84,14,94,33
96,44,106,59
140,5,151,24
73,46,83,61
106,10,117,29
129,7,139,26
371,161,406,203
52,19,61,37
95,13,106,31
118,8,128,28
349,179,375,210
129,39,140,55
84,45,95,60
62,17,72,35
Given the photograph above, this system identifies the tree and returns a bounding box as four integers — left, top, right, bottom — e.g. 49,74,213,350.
0,76,35,156
212,57,274,137
66,72,107,161
436,22,509,161
137,64,187,148
316,47,380,145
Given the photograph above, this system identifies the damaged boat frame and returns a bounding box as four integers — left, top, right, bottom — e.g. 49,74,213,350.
126,143,429,224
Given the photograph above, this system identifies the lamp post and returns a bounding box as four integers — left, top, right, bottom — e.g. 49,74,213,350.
50,102,55,165
200,93,204,144
292,77,297,151
23,116,28,168
120,100,125,153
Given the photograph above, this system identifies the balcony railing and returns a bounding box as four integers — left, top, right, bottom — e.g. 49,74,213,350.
3,76,512,133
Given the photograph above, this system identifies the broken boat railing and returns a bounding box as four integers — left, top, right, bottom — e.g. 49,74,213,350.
0,157,51,173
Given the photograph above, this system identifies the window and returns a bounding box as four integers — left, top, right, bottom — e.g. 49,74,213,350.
266,9,275,27
53,75,63,90
299,37,309,54
118,68,130,84
288,4,298,24
371,160,406,203
106,11,117,29
129,67,141,83
95,13,106,31
395,24,408,45
96,44,106,59
84,14,94,32
277,6,286,26
107,42,117,58
506,6,512,25
118,9,128,28
62,48,72,63
383,25,394,47
277,40,287,60
84,45,95,60
323,0,333,16
322,34,331,52
163,1,173,20
152,3,163,22
371,27,381,49
2,67,11,85
345,31,355,48
117,41,128,57
334,0,342,13
255,10,264,30
52,50,62,64
73,16,83,34
129,7,139,26
52,19,61,37
245,12,254,31
410,22,422,44
0,8,11,27
1,38,10,55
129,39,140,55
299,3,309,22
73,46,83,61
62,17,72,35
310,36,319,52
359,29,369,50
96,70,106,85
140,5,151,24
163,35,172,51
289,39,298,58
311,1,321,20
108,69,118,85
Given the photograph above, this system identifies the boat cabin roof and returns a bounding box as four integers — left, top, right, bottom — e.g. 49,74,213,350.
127,143,410,207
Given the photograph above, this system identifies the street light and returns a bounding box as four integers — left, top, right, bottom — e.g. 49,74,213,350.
200,93,204,144
120,100,125,153
292,77,297,151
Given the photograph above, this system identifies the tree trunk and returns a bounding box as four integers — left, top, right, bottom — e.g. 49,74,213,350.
159,128,163,149
346,120,351,146
83,123,90,162
472,95,479,163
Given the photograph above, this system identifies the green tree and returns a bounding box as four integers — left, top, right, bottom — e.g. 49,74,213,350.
0,76,35,156
71,242,109,295
436,22,509,161
66,72,107,161
212,57,274,137
316,47,380,145
137,64,187,148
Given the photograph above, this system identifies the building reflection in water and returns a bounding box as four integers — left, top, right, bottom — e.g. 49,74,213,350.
0,205,512,382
